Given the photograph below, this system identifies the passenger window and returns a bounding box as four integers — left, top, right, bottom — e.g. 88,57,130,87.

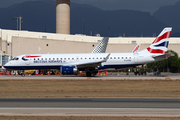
122,57,124,59
41,58,43,60
38,58,39,60
45,58,47,60
68,58,70,60
100,57,102,59
53,58,55,60
114,57,116,59
126,57,127,59
57,58,59,60
97,57,98,59
34,58,36,60
118,57,120,59
49,58,51,60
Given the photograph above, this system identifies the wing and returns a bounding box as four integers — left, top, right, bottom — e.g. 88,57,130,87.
63,53,110,69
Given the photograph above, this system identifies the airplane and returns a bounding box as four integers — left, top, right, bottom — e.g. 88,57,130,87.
4,27,173,77
131,44,141,53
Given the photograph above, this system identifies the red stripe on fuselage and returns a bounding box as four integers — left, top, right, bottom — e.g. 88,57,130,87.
152,31,171,44
22,56,41,58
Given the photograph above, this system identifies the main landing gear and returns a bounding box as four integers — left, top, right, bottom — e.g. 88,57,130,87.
21,73,25,77
86,72,92,77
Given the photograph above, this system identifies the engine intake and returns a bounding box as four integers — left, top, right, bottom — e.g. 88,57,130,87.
60,66,78,75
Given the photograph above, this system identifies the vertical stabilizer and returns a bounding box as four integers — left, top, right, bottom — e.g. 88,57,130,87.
92,37,109,53
146,27,172,54
132,44,141,53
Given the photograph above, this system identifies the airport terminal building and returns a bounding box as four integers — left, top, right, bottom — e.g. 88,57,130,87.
0,28,180,66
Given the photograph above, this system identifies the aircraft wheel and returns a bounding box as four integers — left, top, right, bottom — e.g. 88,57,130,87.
86,72,92,77
21,73,25,77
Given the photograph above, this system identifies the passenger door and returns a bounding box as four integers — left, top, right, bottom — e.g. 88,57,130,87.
134,53,138,63
25,55,30,65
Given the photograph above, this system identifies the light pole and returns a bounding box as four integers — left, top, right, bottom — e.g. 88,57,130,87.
19,16,22,31
13,15,23,31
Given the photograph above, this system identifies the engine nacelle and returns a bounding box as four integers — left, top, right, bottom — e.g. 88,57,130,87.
60,66,78,75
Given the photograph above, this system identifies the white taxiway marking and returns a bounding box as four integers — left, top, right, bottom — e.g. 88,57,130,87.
0,108,179,116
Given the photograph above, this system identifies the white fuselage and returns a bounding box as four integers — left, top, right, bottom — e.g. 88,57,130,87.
4,51,155,70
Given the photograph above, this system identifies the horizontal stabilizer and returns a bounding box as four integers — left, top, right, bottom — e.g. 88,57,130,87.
152,52,175,61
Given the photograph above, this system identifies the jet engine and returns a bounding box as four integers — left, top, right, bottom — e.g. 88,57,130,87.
60,66,78,75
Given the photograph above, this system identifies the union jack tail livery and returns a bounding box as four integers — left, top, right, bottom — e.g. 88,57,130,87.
147,27,172,54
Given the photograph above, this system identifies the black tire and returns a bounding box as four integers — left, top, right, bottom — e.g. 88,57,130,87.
21,73,25,77
86,72,92,77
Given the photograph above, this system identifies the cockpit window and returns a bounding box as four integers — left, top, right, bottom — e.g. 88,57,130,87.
12,57,19,60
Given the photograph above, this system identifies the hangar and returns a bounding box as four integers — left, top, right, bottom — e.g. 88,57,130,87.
0,28,180,66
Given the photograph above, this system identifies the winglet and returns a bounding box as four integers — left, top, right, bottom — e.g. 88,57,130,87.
102,53,111,62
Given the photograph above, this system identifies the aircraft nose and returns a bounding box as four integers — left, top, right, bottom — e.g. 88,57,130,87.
4,62,10,68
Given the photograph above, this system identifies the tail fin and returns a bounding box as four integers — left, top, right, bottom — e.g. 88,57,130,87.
146,27,172,54
92,37,109,53
132,44,141,53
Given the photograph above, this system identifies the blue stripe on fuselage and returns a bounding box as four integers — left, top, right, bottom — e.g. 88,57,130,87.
4,65,62,70
4,64,142,70
98,64,141,69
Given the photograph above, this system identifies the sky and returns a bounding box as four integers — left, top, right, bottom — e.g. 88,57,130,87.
0,0,180,13
73,0,180,13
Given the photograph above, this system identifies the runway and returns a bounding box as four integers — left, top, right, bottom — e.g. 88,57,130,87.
0,98,180,108
0,98,180,116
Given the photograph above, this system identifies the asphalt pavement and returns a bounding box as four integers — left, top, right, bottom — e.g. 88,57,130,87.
0,98,180,108
0,98,180,116
1,73,180,116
